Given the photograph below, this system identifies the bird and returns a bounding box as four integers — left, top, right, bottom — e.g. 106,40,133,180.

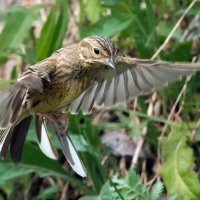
0,35,200,177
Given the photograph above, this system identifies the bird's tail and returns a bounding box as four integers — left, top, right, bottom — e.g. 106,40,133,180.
35,116,87,177
0,116,33,162
0,83,30,162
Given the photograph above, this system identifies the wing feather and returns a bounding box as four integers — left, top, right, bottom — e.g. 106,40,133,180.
116,74,126,103
81,83,98,114
123,71,130,102
105,79,115,106
70,57,200,114
95,80,107,105
0,125,12,157
126,69,140,97
70,92,85,114
87,82,104,112
99,80,112,105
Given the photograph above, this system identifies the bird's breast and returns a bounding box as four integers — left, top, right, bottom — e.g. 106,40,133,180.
30,73,95,113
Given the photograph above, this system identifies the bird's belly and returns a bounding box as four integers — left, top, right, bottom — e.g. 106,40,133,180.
30,78,93,113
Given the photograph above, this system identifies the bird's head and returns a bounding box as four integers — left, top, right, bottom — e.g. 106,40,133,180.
79,36,117,69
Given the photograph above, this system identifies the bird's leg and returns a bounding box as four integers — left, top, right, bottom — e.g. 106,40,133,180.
46,115,64,136
51,112,68,130
36,112,68,136
37,113,75,165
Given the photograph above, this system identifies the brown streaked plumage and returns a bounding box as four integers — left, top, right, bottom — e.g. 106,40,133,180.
0,35,200,177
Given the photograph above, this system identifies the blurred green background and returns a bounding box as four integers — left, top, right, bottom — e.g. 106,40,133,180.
0,0,200,199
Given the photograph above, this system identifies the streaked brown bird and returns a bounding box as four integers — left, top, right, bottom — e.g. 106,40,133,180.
0,35,200,177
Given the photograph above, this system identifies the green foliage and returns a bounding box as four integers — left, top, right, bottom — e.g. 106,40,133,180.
35,0,69,61
83,0,101,24
150,181,164,200
161,125,200,200
68,113,108,192
0,0,200,199
0,5,39,64
80,170,172,200
80,0,158,57
0,142,91,193
37,184,60,200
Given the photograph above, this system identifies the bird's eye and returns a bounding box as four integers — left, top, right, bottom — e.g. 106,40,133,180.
93,48,100,55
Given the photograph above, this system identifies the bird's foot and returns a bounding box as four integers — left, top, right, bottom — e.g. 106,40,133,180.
52,112,68,126
36,112,68,137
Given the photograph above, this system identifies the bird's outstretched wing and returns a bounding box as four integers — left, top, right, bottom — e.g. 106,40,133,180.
70,56,200,114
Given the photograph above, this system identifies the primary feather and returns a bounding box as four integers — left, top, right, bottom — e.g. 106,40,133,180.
70,57,200,114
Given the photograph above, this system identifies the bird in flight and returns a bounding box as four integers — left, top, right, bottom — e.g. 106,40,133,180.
0,36,199,177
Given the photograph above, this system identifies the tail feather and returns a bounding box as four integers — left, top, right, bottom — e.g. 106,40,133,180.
35,116,58,160
10,116,33,163
36,116,86,177
56,129,87,177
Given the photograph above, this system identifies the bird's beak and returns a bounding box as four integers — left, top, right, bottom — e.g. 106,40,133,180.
104,57,115,69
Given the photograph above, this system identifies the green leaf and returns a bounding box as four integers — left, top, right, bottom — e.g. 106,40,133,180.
0,162,33,183
112,170,147,200
79,196,99,200
0,142,92,194
166,194,178,200
0,6,39,64
50,0,68,53
36,0,68,61
37,184,60,199
79,181,116,200
160,125,200,200
80,13,134,38
10,66,18,80
150,181,164,200
68,113,108,193
35,5,57,61
145,0,156,31
80,170,171,200
80,182,115,200
85,0,101,24
99,182,115,200
79,196,98,200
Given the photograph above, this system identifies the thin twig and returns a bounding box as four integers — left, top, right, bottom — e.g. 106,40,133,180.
60,183,69,200
130,0,197,175
154,0,197,162
131,95,153,168
131,138,144,168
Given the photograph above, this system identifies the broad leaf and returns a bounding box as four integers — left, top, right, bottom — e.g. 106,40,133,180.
0,142,91,194
161,125,200,200
80,13,134,38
